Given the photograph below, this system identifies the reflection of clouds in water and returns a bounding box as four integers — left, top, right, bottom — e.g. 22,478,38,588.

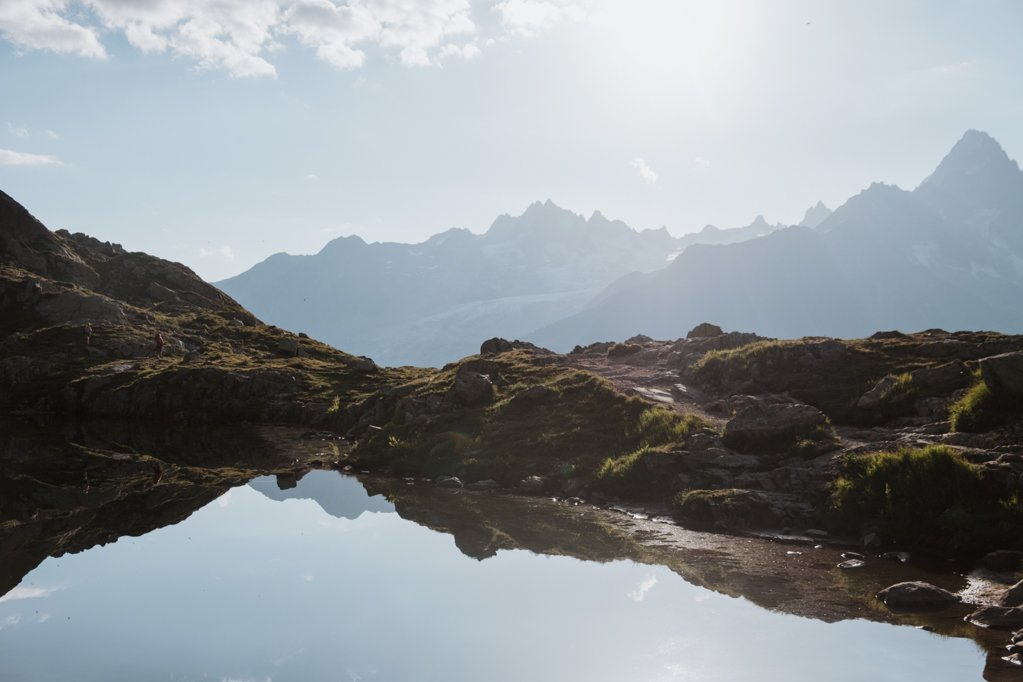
217,490,233,508
628,575,658,602
38,613,50,623
220,677,271,682
302,575,314,582
0,585,58,603
1,614,21,629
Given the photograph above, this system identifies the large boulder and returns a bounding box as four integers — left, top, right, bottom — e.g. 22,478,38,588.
480,338,541,355
1003,579,1023,607
722,400,829,452
687,322,724,339
980,352,1023,396
876,581,960,610
452,367,494,406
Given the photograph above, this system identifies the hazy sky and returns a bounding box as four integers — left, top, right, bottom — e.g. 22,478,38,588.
1,0,1022,281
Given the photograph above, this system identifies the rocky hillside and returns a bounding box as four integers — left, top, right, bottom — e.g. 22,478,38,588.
0,188,416,423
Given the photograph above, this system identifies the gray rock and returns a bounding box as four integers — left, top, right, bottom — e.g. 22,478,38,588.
966,606,1023,630
435,476,464,489
838,559,865,569
146,281,178,302
980,351,1023,396
468,479,500,490
1003,579,1023,607
519,475,545,493
877,581,960,610
277,338,300,356
452,367,494,406
722,400,828,452
983,550,1023,572
685,432,715,451
687,322,724,339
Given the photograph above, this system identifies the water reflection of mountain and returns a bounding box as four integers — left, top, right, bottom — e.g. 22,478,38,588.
248,470,394,519
360,478,1018,682
0,418,329,599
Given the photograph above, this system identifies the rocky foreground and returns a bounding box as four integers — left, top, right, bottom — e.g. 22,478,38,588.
3,188,1023,554
4,188,1023,672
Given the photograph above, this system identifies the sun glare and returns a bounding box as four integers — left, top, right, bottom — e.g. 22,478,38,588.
594,1,751,80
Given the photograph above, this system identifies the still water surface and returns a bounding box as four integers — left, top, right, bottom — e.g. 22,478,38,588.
0,468,994,681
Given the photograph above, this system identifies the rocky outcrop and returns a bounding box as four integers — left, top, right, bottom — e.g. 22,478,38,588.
876,581,960,610
981,352,1023,396
966,606,1023,630
687,322,723,339
722,399,830,452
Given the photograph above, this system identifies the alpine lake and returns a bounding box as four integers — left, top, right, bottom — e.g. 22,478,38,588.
1,419,1019,681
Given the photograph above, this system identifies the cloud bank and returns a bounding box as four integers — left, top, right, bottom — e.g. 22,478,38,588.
0,0,493,76
0,147,65,165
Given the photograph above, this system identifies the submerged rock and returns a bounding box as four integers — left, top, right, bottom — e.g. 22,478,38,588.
876,581,960,610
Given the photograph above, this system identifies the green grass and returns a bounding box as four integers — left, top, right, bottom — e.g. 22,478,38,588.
830,445,1022,552
593,408,709,498
949,374,996,432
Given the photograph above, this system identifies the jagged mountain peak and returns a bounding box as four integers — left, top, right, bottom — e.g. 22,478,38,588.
800,201,832,228
919,129,1021,193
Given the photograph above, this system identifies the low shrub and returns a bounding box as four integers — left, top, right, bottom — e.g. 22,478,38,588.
949,378,996,432
830,445,1020,551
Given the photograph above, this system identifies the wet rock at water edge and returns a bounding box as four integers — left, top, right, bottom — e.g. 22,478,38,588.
982,550,1023,572
1004,579,1023,607
966,606,1023,630
838,559,865,569
876,581,960,611
435,476,464,489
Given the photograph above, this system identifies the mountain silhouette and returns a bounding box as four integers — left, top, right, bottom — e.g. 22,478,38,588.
530,130,1023,349
217,201,778,366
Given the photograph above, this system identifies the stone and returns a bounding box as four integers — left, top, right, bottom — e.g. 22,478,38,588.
876,581,960,610
966,606,1023,630
722,400,829,452
1003,579,1023,607
435,476,463,489
981,352,1023,396
983,550,1023,572
146,281,178,302
479,338,541,355
277,338,300,356
468,479,500,490
519,475,546,493
452,367,494,406
837,559,865,569
607,343,642,359
685,432,715,451
879,551,911,563
687,322,724,339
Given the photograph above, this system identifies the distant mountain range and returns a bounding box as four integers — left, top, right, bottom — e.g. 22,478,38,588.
219,129,1020,366
531,130,1023,349
217,200,791,366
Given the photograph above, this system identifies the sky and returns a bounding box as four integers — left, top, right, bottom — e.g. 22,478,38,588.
1,0,1022,281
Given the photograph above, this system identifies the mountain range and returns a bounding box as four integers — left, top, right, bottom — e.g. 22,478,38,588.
219,129,1021,366
531,130,1023,348
217,200,790,366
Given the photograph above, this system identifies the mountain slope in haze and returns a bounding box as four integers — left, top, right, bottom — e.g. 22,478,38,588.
530,130,1023,350
217,201,782,367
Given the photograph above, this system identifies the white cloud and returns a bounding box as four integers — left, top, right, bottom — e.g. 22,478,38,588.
629,157,658,184
0,615,21,629
45,129,58,139
305,173,318,180
0,0,479,76
216,489,233,507
220,244,235,259
439,41,479,60
693,156,711,168
399,44,430,67
0,0,107,58
198,247,211,258
628,575,658,602
492,0,588,36
0,147,64,165
7,122,29,138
